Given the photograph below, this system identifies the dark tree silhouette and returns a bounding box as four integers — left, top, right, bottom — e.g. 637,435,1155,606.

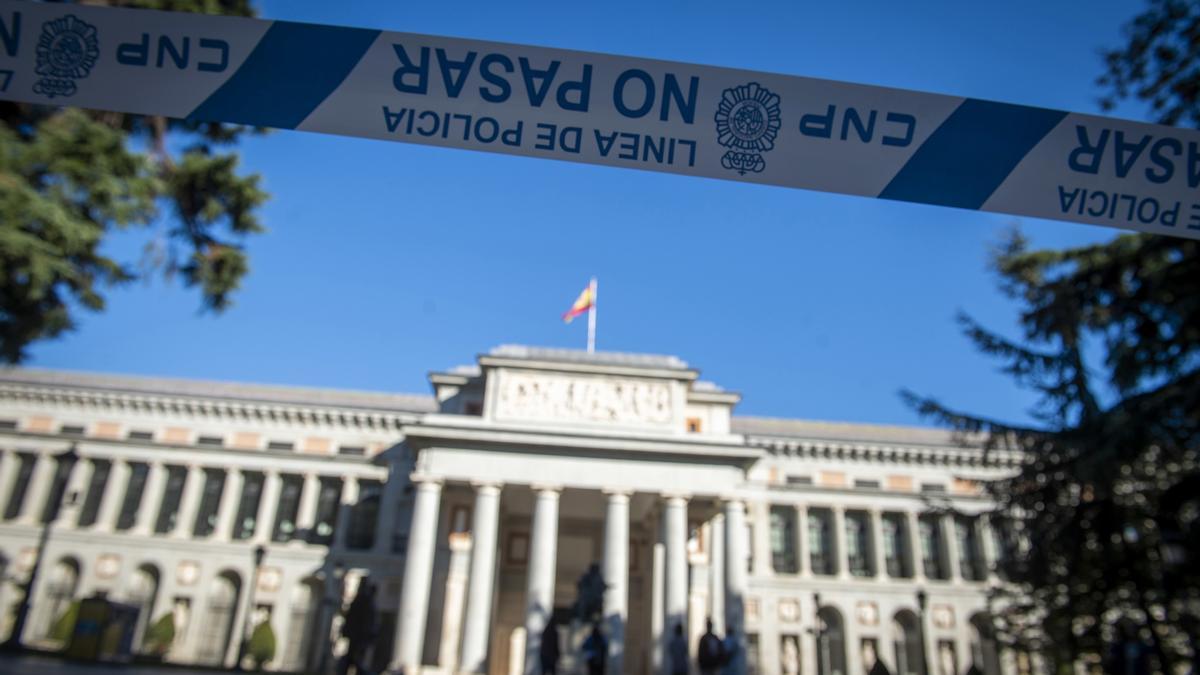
903,2,1200,670
0,1,267,362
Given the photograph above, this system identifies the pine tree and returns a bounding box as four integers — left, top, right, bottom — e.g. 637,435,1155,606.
904,1,1200,669
0,1,266,362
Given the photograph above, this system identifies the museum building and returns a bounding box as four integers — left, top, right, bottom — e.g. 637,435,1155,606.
0,345,1023,675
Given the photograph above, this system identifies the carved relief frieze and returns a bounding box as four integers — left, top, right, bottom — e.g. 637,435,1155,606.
494,371,674,428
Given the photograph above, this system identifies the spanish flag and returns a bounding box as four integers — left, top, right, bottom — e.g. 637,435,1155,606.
562,283,595,323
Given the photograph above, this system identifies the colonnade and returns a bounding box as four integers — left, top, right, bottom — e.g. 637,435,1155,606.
391,477,752,675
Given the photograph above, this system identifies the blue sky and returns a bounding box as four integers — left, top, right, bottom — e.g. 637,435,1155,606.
28,0,1150,427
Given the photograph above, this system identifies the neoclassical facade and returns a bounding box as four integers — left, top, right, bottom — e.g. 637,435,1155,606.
0,346,1024,675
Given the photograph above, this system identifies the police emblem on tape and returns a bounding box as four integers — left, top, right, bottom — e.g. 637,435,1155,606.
33,15,100,99
714,82,781,174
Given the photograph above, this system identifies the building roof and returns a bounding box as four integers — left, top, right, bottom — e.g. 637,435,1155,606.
487,344,691,370
0,367,438,414
732,415,978,448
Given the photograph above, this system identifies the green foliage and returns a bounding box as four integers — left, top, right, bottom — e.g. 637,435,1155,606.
1099,0,1200,127
142,612,176,656
48,600,80,644
905,7,1200,669
0,0,266,362
247,618,276,669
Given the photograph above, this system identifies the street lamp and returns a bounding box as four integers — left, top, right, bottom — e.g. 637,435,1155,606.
916,589,930,675
317,559,347,674
1,444,79,653
813,591,825,675
234,544,267,671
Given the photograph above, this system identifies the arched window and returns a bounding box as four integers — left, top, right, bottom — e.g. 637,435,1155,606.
893,610,926,675
816,606,846,675
195,571,241,666
37,558,80,642
283,578,324,671
969,613,1002,675
126,564,161,653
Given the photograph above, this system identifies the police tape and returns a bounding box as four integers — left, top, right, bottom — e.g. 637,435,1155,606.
1,1,1198,240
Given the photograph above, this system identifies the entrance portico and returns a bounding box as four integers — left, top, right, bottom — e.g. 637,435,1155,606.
389,346,752,675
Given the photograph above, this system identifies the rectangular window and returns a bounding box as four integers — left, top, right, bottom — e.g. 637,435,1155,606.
267,441,294,452
196,435,224,447
920,515,946,580
116,463,149,531
809,508,834,576
40,454,78,524
686,417,702,433
3,453,36,520
233,472,265,541
882,513,911,578
59,425,85,436
338,445,365,456
746,633,760,675
128,430,154,441
191,469,227,538
0,419,17,429
347,480,381,550
786,475,813,485
310,477,343,545
272,474,303,542
956,516,984,581
153,466,187,534
846,511,872,577
77,459,112,527
769,505,798,574
854,479,881,489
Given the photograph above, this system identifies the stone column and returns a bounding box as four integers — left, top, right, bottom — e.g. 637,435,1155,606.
374,461,403,554
833,505,849,580
663,494,689,642
750,501,772,577
523,485,561,675
724,499,748,675
796,504,812,578
907,511,927,582
651,533,665,674
393,476,443,673
332,476,360,551
871,509,889,580
602,489,630,675
18,452,57,524
296,472,321,543
132,461,168,535
213,468,243,541
439,533,473,672
460,482,502,674
708,514,725,635
254,470,283,543
171,464,204,538
0,450,16,514
943,514,963,582
979,514,1001,584
95,458,130,532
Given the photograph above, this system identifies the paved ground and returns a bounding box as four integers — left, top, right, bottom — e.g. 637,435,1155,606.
0,653,232,674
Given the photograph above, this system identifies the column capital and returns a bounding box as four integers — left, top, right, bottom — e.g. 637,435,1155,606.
601,487,632,498
661,491,690,504
470,480,503,494
409,473,444,487
530,483,563,495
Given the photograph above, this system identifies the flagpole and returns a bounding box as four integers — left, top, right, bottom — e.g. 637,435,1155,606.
587,277,597,353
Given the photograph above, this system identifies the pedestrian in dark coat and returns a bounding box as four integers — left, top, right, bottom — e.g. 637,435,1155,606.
338,580,379,675
539,620,561,674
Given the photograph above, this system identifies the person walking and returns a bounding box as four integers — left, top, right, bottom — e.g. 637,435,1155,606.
721,626,742,675
582,623,607,675
698,618,725,675
337,580,379,675
539,620,561,675
669,624,689,675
